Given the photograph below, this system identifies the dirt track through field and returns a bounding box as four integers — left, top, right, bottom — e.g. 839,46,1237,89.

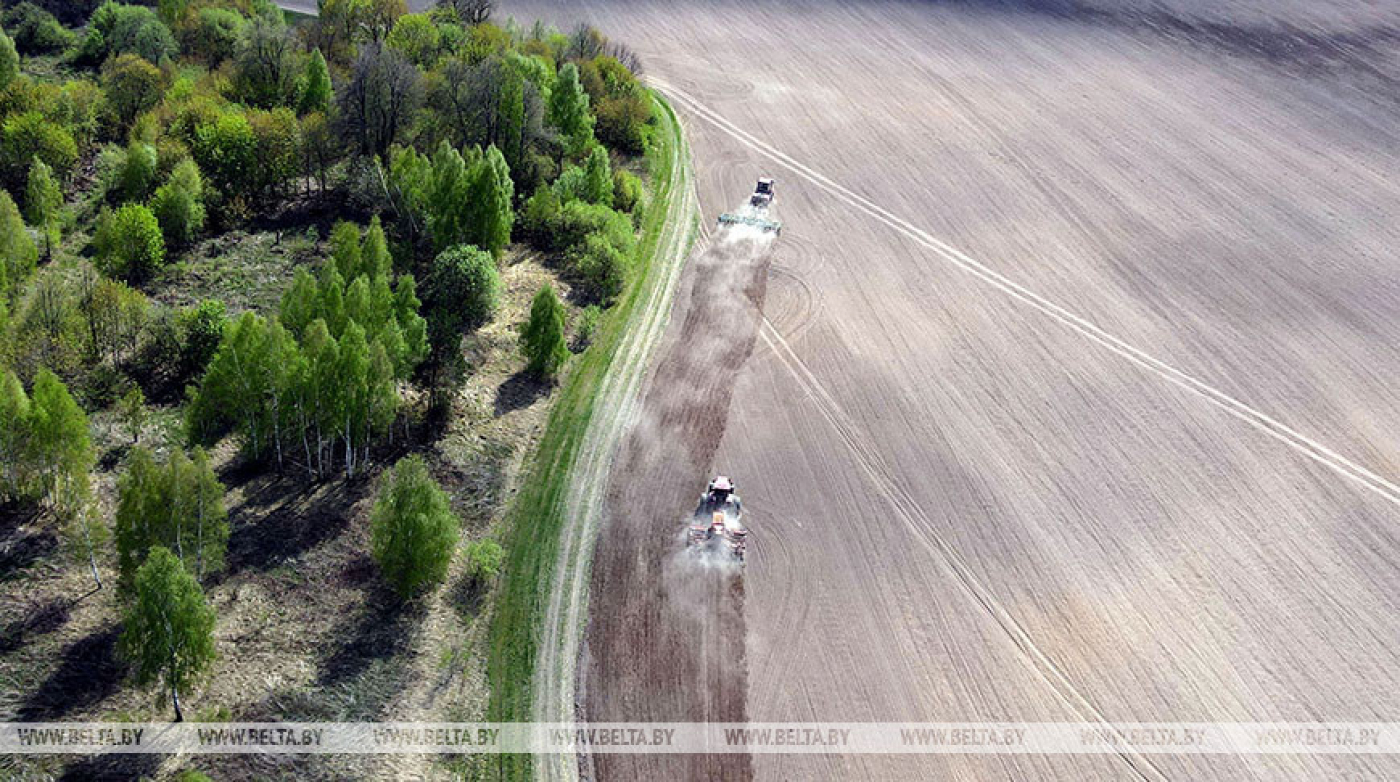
577,224,775,780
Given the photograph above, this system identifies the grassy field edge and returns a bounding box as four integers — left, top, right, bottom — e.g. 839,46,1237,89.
486,92,686,738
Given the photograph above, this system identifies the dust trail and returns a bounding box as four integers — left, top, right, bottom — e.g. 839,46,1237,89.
581,212,776,781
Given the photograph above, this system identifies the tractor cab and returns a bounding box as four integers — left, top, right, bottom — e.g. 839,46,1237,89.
750,178,775,207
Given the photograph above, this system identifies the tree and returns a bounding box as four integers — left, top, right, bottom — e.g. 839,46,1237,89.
178,299,225,378
24,157,61,259
103,53,164,128
0,190,37,297
360,0,407,43
115,446,228,586
336,42,421,157
370,455,458,598
582,145,613,206
385,13,438,67
464,538,503,584
520,283,567,379
470,144,513,256
177,6,246,65
118,546,217,722
233,15,298,109
1,112,78,193
547,62,594,158
568,230,628,304
0,368,32,501
80,2,177,64
95,203,165,282
298,48,331,115
439,0,491,25
28,368,94,513
425,244,499,356
191,110,256,205
118,384,146,444
150,158,206,246
362,214,392,278
0,25,18,92
111,140,158,203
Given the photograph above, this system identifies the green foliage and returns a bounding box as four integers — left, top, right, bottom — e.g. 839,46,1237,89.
6,3,74,56
150,158,206,245
115,445,228,588
80,2,177,64
113,140,158,202
177,298,225,378
298,48,331,115
0,189,37,296
566,230,628,304
581,144,612,206
386,13,439,67
386,140,512,255
549,199,633,256
0,24,19,92
95,202,165,282
520,283,567,379
177,6,246,64
233,14,298,109
517,184,559,248
573,304,600,351
546,62,594,158
118,383,145,443
0,368,33,501
464,538,504,583
370,454,458,598
425,244,499,355
1,111,78,192
28,368,94,512
24,156,61,258
102,53,164,128
118,545,217,721
592,57,652,154
612,168,641,214
191,109,256,206
246,106,301,196
78,271,150,363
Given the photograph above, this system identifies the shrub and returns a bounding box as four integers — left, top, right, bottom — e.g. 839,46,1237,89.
6,3,75,55
549,200,632,256
176,299,225,378
464,538,504,583
0,190,37,297
1,111,77,191
0,25,17,92
177,6,245,65
566,231,628,304
612,169,641,214
150,158,206,245
371,455,459,599
425,244,499,354
95,203,165,282
191,109,256,205
517,184,560,248
519,283,567,379
102,53,164,128
112,140,158,202
79,1,176,64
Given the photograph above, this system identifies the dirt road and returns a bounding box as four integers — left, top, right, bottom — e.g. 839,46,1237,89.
502,1,1400,779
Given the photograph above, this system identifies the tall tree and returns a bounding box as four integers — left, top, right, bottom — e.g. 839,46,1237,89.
0,190,37,297
28,369,94,514
425,244,499,358
547,63,594,158
470,144,513,256
299,48,332,115
0,368,32,500
115,446,229,588
370,455,458,598
118,546,217,722
520,283,567,380
336,43,422,157
0,25,18,92
24,157,62,260
582,144,613,207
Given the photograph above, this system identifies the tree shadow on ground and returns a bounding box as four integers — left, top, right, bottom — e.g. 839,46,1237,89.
316,575,423,691
19,625,123,720
494,370,550,417
0,597,72,655
0,503,52,583
222,468,368,575
449,570,488,625
57,753,162,781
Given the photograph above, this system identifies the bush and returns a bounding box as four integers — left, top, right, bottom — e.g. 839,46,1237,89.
566,231,628,304
176,6,245,65
517,184,560,248
176,299,225,378
612,169,642,214
550,200,633,256
79,1,176,64
0,190,37,297
191,109,256,206
6,3,74,55
1,111,77,192
519,283,567,379
425,244,500,355
371,455,459,599
149,158,205,245
102,53,164,128
95,203,165,282
464,539,504,583
0,25,17,93
112,140,158,202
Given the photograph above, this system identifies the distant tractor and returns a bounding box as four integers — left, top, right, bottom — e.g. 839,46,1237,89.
688,476,748,562
718,177,782,235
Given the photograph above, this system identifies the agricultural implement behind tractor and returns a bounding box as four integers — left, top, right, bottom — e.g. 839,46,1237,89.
718,177,782,235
